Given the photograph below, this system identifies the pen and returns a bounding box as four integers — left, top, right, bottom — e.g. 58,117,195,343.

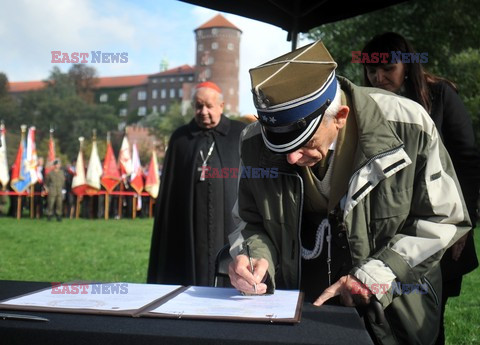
0,312,50,322
246,244,257,293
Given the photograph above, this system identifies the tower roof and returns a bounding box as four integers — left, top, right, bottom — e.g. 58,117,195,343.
195,14,241,32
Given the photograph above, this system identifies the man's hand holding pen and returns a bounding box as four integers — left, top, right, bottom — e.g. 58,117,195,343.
229,250,269,295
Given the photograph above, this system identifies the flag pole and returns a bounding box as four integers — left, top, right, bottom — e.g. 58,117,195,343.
30,184,34,219
75,136,85,219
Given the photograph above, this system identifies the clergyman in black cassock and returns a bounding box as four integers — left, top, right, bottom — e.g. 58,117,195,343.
147,82,246,286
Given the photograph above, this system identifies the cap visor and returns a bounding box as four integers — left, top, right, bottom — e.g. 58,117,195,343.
261,114,323,153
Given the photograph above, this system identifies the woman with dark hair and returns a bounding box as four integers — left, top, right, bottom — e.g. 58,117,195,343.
362,31,480,345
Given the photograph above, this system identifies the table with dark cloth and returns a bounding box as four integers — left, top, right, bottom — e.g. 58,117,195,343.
0,280,374,345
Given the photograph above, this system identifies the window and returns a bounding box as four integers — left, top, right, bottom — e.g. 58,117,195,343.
119,108,127,117
227,43,234,51
160,105,166,113
179,77,184,82
152,105,158,114
170,77,175,82
118,93,127,101
138,106,147,116
161,89,166,99
99,93,108,102
137,91,147,101
152,78,158,83
188,76,193,82
152,89,158,99
212,28,218,35
198,43,204,52
169,89,175,98
118,122,126,131
178,88,183,98
211,42,218,50
229,88,235,96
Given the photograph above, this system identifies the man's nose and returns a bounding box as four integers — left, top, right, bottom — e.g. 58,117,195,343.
286,151,303,165
375,69,384,83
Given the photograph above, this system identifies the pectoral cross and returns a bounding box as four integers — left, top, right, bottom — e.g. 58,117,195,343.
198,164,208,181
198,141,215,182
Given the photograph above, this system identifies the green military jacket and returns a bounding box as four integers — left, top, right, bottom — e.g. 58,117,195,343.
229,77,471,345
45,169,65,196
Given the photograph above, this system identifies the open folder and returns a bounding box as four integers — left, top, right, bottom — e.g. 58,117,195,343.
0,283,303,323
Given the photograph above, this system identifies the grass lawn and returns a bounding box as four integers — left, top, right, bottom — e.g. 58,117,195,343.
0,217,153,283
0,218,478,344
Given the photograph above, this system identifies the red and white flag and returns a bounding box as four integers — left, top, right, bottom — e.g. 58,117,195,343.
86,136,103,191
130,143,144,210
144,150,160,199
45,129,56,176
101,138,121,193
72,137,86,195
0,123,9,188
118,135,132,183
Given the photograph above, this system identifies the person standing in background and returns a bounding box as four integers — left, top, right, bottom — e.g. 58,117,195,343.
147,81,246,287
45,159,65,222
362,32,480,344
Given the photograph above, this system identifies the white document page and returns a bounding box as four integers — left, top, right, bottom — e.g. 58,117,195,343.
0,283,181,311
150,286,301,320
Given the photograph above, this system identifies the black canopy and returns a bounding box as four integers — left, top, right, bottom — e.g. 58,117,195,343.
179,0,409,49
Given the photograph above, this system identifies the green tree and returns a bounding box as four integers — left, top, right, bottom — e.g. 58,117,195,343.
14,66,118,160
307,0,480,146
68,64,99,104
0,73,20,130
141,102,194,150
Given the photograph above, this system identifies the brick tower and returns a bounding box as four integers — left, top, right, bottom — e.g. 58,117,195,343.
195,14,241,115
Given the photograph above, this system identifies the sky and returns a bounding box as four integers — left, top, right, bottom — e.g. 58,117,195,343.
0,0,313,115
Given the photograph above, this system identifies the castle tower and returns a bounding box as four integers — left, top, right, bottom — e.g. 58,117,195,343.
195,14,242,115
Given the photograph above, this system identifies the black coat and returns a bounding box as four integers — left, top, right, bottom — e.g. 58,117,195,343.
429,81,480,292
147,116,246,285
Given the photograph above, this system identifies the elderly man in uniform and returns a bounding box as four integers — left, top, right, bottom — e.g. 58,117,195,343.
228,41,471,345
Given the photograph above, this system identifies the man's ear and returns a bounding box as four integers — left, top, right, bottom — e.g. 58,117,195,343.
335,105,349,128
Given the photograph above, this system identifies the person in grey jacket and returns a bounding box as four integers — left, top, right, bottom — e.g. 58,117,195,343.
228,41,471,345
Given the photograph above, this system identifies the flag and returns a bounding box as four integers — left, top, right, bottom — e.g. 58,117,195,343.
0,123,9,189
118,135,132,183
45,129,56,176
86,135,103,192
10,125,31,192
145,150,160,198
130,142,144,195
72,137,86,196
25,126,39,186
101,138,121,193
